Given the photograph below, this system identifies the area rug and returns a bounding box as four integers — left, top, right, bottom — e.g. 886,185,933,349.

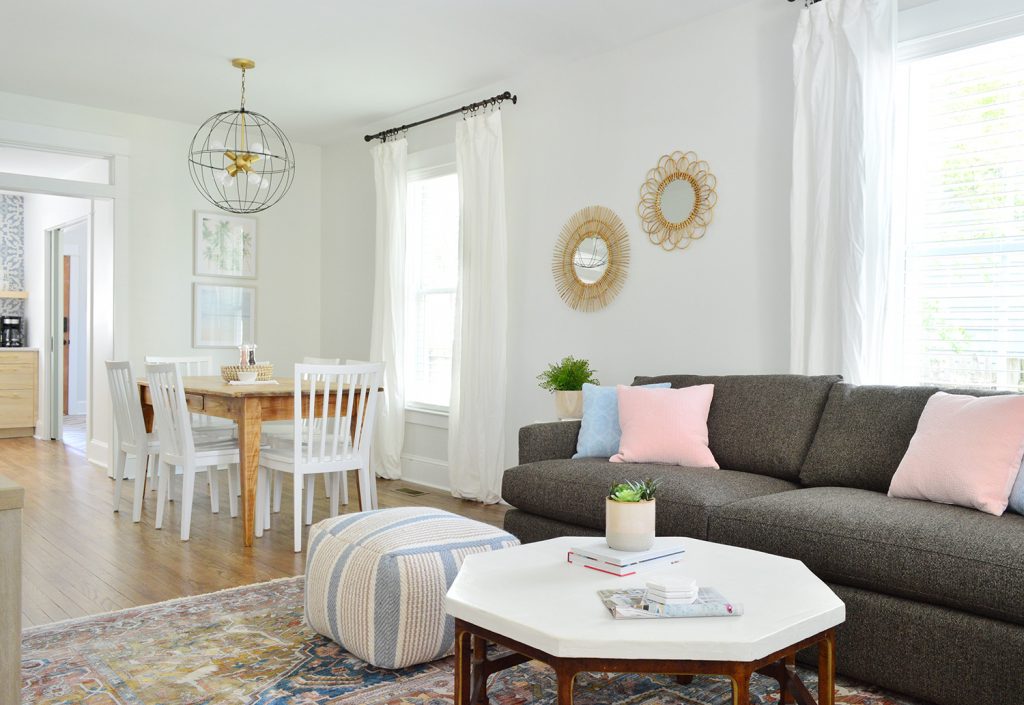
22,576,928,704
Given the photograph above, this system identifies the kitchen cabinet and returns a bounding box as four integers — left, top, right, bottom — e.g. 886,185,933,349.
0,350,38,437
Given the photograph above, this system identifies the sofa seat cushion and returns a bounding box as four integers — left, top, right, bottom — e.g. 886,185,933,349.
632,374,841,481
707,487,1024,625
501,459,798,540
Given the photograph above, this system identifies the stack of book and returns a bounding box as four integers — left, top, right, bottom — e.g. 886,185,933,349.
567,538,686,577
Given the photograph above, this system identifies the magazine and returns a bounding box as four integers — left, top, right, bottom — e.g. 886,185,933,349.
598,587,743,619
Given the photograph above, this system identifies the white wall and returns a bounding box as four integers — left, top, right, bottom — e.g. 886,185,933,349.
320,0,795,479
0,90,323,464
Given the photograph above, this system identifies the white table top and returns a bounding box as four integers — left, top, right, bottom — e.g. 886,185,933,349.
445,536,844,662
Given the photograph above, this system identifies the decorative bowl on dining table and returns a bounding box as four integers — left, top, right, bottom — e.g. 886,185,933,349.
221,363,274,382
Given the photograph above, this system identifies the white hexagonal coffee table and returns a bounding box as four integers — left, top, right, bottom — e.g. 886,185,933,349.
446,536,845,705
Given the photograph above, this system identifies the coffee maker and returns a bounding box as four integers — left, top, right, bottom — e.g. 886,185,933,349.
1,316,26,347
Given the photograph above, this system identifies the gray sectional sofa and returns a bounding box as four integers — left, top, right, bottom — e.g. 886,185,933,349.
501,374,1024,705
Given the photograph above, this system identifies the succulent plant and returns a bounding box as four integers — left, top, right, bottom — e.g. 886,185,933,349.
608,478,662,503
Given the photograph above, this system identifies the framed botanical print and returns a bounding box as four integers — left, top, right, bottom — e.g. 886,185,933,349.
194,211,257,278
192,283,256,348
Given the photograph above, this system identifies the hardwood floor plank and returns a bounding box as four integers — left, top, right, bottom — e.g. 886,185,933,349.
0,436,507,628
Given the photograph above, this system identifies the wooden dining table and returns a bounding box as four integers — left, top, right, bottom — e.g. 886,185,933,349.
137,375,376,547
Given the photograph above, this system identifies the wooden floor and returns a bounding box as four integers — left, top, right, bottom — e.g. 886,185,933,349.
0,436,507,629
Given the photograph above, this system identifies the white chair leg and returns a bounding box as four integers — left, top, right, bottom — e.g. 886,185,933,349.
131,452,148,523
228,463,239,518
112,449,128,512
254,467,265,538
305,475,315,525
155,461,170,529
329,473,340,517
264,471,272,529
272,469,283,513
356,466,373,512
293,472,303,553
323,473,332,499
234,465,241,497
180,464,196,541
340,469,350,506
209,470,220,514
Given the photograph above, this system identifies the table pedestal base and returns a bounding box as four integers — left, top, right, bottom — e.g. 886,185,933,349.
453,619,836,705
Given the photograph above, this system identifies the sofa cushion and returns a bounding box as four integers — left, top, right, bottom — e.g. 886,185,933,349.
501,459,797,539
632,374,840,481
799,383,1004,492
707,486,1024,625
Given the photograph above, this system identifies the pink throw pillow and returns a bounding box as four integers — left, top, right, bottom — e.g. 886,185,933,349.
610,384,718,468
888,392,1024,515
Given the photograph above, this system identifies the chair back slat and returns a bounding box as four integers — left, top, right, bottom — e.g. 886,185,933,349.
291,363,383,470
145,362,195,462
145,355,212,377
106,360,147,448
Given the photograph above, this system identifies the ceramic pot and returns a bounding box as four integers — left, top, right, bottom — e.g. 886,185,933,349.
554,390,583,419
605,498,656,552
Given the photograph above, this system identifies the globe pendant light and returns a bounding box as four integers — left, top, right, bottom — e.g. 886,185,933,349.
188,58,296,214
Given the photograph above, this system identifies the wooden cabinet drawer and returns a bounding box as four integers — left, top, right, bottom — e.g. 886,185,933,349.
0,388,35,428
0,361,36,389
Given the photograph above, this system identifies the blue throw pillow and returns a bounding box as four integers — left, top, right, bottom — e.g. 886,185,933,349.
573,382,671,459
1009,461,1024,515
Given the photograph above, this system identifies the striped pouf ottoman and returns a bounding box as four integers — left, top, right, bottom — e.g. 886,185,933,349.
304,506,519,669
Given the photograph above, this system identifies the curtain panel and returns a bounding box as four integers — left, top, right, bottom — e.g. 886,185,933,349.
790,0,896,383
448,110,509,504
369,138,407,480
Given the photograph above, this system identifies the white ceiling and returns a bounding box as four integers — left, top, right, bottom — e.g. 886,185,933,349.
0,0,749,144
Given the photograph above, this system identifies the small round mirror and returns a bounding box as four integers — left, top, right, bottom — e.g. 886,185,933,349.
660,177,697,225
573,236,609,284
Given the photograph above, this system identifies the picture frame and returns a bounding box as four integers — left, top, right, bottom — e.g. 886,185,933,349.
194,211,257,278
192,283,256,348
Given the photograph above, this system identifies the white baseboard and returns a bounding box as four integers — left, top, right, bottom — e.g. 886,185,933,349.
88,439,109,470
400,453,450,492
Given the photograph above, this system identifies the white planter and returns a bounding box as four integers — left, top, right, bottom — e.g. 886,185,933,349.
554,390,583,419
605,498,656,552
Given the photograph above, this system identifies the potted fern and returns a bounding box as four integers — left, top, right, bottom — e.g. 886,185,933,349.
606,478,662,551
536,356,599,419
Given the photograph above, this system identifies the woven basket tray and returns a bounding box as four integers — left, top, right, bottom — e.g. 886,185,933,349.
221,363,274,382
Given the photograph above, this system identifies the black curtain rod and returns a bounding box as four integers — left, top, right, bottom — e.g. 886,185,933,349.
363,90,518,142
787,0,823,4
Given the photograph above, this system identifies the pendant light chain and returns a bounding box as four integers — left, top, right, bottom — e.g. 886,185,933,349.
239,67,247,111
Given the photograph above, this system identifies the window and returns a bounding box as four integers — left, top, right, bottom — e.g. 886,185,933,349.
405,168,459,409
893,33,1024,391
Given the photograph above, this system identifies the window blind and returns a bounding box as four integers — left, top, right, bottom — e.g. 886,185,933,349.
901,34,1024,391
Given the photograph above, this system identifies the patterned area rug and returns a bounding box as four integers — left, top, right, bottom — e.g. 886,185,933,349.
22,576,928,704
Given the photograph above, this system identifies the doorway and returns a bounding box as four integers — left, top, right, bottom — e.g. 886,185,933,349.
52,217,89,451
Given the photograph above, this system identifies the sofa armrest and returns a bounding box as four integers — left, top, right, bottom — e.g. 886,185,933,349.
518,421,581,464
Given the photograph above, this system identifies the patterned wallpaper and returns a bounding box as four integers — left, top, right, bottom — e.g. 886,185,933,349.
0,195,25,316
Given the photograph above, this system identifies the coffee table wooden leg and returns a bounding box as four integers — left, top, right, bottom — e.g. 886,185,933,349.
819,630,836,705
555,664,577,705
780,654,796,704
471,635,489,704
731,666,752,705
455,625,472,705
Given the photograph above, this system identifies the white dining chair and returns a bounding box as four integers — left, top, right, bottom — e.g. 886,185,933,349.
106,360,160,522
145,355,236,439
265,356,343,512
256,362,382,552
146,362,241,541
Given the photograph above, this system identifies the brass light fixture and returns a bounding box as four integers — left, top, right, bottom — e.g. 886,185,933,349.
188,58,296,214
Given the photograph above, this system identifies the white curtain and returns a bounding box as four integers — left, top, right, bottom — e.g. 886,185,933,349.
790,0,895,383
369,138,407,480
448,110,509,503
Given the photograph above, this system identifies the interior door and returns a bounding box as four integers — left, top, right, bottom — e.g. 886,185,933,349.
47,226,64,441
63,255,70,416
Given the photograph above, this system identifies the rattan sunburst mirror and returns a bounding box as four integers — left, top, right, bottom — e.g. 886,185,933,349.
553,206,630,312
638,151,717,251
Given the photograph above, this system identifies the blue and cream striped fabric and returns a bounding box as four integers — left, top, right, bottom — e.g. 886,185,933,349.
304,506,519,669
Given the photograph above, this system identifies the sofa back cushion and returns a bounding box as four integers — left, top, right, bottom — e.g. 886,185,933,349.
799,383,1005,492
631,374,841,481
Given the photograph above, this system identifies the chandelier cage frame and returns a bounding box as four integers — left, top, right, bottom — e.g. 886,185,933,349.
188,60,296,214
